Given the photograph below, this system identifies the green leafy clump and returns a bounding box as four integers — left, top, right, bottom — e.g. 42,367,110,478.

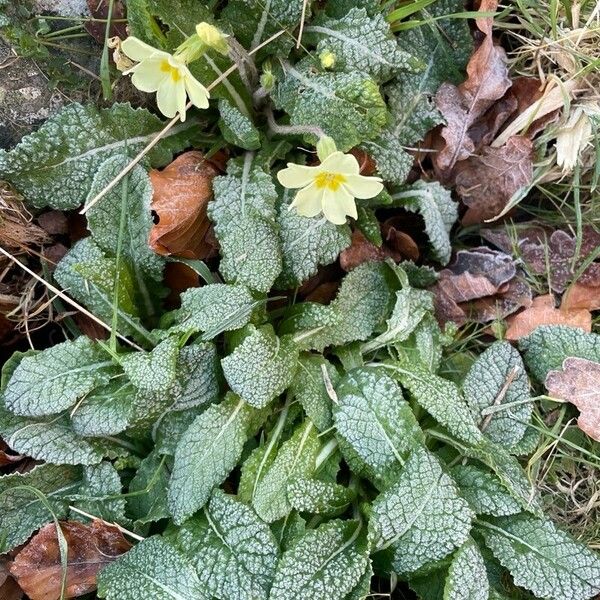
0,1,599,600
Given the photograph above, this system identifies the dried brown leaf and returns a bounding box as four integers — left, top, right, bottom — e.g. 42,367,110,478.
504,294,591,340
149,151,219,259
561,282,600,312
340,230,387,271
545,357,600,441
0,440,23,468
10,521,131,600
85,0,127,42
0,556,23,600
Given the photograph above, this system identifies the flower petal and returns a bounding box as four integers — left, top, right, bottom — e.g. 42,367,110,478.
322,186,355,224
184,74,210,109
290,184,324,218
320,151,360,176
156,78,186,120
130,57,166,92
277,163,319,189
343,174,384,199
122,37,167,62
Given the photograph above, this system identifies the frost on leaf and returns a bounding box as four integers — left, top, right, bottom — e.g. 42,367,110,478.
221,325,299,409
463,341,532,449
444,538,489,600
209,156,282,292
218,99,261,151
269,520,369,600
168,396,250,524
97,536,206,600
0,103,195,209
3,336,113,417
0,464,81,553
545,357,600,441
127,449,170,525
275,189,351,289
10,520,131,600
176,490,279,600
334,368,423,487
305,8,419,83
287,478,354,514
369,446,473,574
478,514,600,600
272,58,387,151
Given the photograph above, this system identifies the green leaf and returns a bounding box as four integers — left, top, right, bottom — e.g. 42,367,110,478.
165,283,256,339
478,515,600,600
3,336,113,417
388,364,484,445
218,99,261,150
97,536,207,600
168,396,251,524
280,262,396,352
444,539,489,600
272,58,388,151
222,325,299,409
290,353,338,431
394,314,445,373
463,341,532,450
176,489,279,600
128,450,170,525
392,181,458,265
305,8,419,83
369,446,473,574
86,155,165,316
275,189,351,289
172,341,220,410
287,477,354,514
269,520,370,600
360,132,414,187
334,368,423,487
154,407,204,456
251,421,319,523
209,156,282,292
451,465,521,517
0,464,81,553
0,103,196,209
519,326,600,383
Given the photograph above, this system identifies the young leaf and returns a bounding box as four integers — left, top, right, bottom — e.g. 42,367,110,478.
478,515,600,600
127,450,170,525
269,520,369,600
97,536,207,600
221,325,299,409
0,464,82,553
275,189,351,289
209,156,282,293
218,99,261,151
305,8,419,83
444,538,489,600
334,368,423,487
176,489,279,600
272,58,387,151
369,446,473,574
251,421,320,523
0,103,196,209
3,336,114,417
463,341,532,449
168,396,251,524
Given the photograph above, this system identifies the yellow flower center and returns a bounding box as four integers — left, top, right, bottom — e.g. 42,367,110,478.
160,59,182,82
314,172,346,191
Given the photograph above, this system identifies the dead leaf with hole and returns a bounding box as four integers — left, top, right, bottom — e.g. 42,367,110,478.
455,135,534,224
545,357,600,441
10,521,131,600
149,151,220,259
432,247,532,326
504,294,591,340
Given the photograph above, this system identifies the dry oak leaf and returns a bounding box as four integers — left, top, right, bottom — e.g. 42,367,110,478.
545,357,600,441
456,135,533,225
149,151,220,259
10,520,131,600
504,294,591,341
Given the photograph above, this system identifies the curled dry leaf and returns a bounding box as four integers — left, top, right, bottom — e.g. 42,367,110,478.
456,135,534,224
10,520,131,600
545,357,600,441
433,247,532,327
0,439,24,467
504,294,591,341
149,151,220,260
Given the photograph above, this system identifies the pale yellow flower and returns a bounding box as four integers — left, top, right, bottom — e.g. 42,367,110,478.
277,151,384,225
195,22,229,55
121,37,210,122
